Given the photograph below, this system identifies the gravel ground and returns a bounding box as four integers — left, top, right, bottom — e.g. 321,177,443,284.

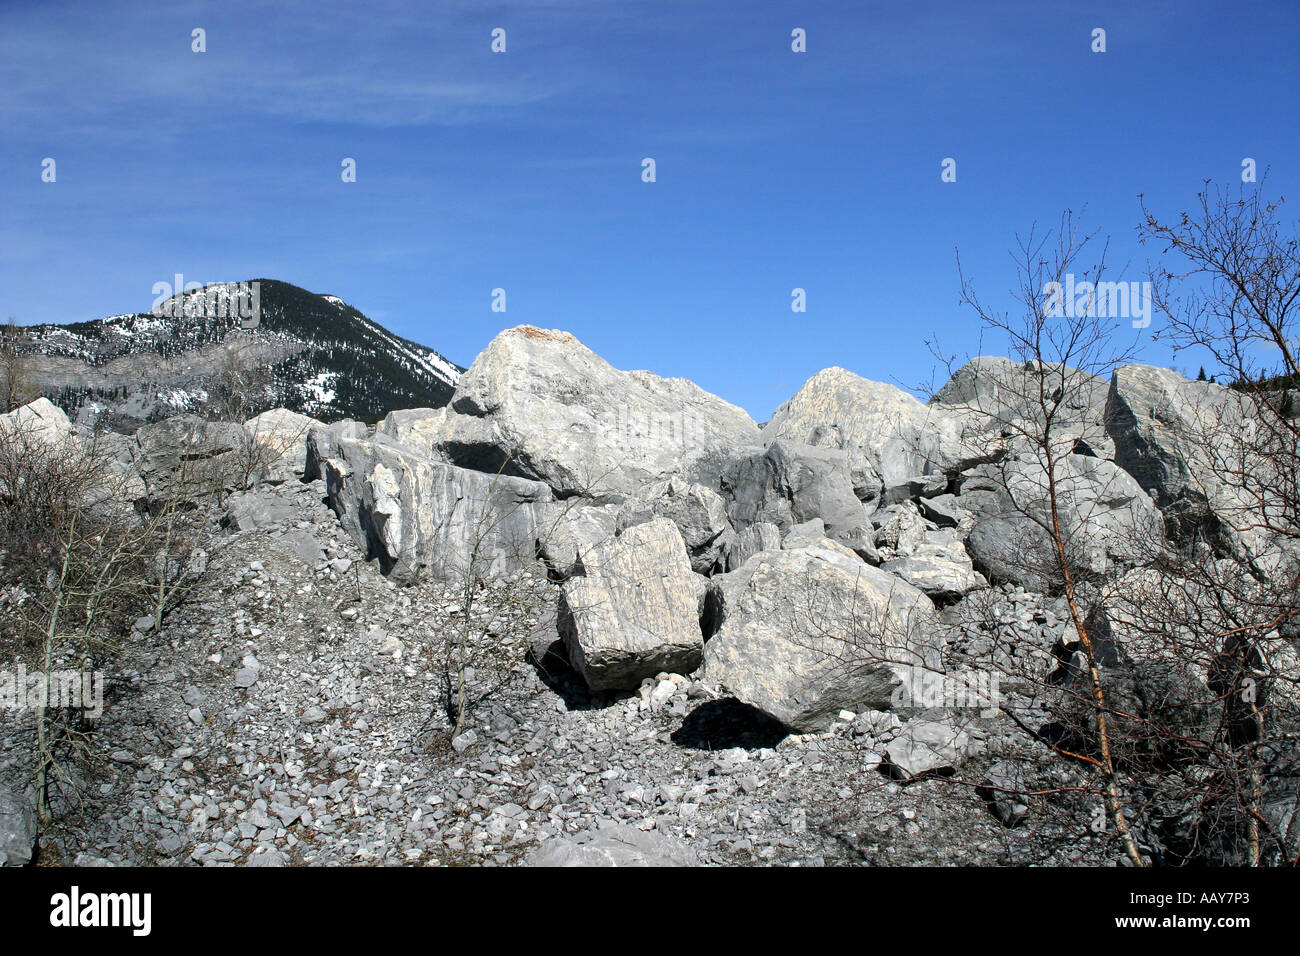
4,477,1123,867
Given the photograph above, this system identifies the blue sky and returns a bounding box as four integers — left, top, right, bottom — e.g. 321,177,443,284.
2,0,1297,418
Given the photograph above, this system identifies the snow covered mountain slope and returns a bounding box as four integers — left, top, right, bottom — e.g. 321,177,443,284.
18,280,463,424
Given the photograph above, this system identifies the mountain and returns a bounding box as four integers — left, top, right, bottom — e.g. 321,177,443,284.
16,279,463,425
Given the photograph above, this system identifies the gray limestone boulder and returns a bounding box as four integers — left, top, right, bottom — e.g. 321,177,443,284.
374,407,447,457
616,477,733,574
932,356,1114,459
537,502,621,581
704,544,939,731
725,521,783,572
318,432,554,584
132,414,250,508
0,396,71,447
964,454,1162,589
304,419,367,481
1105,363,1266,554
431,326,759,498
721,439,877,562
881,530,986,600
560,517,709,691
243,407,321,477
762,367,991,504
884,716,979,778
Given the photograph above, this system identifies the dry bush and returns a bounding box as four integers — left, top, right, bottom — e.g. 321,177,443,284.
0,318,38,414
203,340,274,424
0,411,219,825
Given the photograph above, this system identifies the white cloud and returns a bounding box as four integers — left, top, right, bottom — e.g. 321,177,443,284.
0,0,572,133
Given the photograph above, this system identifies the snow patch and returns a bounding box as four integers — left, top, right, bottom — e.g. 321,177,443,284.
301,372,338,407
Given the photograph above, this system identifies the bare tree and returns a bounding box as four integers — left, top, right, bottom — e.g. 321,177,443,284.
0,395,253,833
1142,176,1300,387
933,210,1150,865
1128,179,1300,864
0,318,37,413
854,191,1300,867
204,339,274,425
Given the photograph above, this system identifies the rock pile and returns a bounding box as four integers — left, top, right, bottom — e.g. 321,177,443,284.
3,327,1295,867
304,328,1252,741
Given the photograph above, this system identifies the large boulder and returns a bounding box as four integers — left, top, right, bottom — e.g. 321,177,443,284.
1105,364,1222,503
873,501,930,555
884,716,979,778
374,407,446,456
537,502,620,580
431,327,759,498
615,477,733,574
725,521,783,572
932,357,1113,459
318,433,554,584
560,517,709,691
762,367,989,504
964,454,1162,589
781,518,866,563
1105,364,1263,552
933,356,1035,412
703,545,939,731
917,492,973,530
881,530,986,600
132,414,250,507
0,396,71,447
243,408,321,477
1006,454,1162,558
304,419,367,482
965,517,1053,590
524,822,700,867
721,440,876,562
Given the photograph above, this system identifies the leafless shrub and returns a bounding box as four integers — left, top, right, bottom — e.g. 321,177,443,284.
922,211,1145,864
0,379,274,828
0,413,212,824
0,318,37,414
1126,179,1300,864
